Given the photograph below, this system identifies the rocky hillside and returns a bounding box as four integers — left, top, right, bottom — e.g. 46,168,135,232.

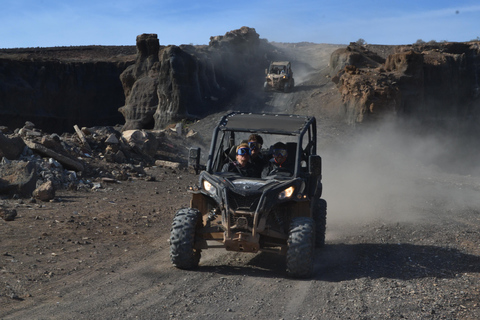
330,41,480,127
1,27,480,136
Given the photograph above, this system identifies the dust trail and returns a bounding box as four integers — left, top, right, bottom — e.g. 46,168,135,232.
321,119,480,231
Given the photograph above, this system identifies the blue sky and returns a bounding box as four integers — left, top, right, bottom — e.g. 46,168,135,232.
1,0,479,48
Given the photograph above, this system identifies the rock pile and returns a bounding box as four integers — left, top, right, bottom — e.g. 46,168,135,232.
0,121,196,217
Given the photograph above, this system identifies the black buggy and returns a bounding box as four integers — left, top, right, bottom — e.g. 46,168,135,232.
169,112,327,278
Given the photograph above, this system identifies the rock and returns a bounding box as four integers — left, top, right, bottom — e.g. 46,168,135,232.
23,139,84,172
24,121,35,129
105,134,119,144
33,180,55,201
18,128,42,137
175,123,183,135
0,161,37,197
186,129,197,138
122,130,158,157
40,135,63,151
0,133,25,160
155,160,181,169
0,207,17,221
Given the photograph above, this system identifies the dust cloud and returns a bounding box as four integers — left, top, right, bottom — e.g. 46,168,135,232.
322,118,480,231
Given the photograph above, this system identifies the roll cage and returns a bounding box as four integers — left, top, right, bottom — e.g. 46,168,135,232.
206,112,318,178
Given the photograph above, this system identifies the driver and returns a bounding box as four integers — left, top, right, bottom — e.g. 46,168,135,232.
222,143,258,177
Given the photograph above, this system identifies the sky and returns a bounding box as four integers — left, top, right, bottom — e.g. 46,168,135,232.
1,0,479,48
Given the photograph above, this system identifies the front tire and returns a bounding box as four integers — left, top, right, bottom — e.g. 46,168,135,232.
286,217,315,278
312,198,327,248
169,208,201,269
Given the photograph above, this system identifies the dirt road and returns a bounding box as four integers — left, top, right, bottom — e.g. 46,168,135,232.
2,161,480,319
2,43,480,319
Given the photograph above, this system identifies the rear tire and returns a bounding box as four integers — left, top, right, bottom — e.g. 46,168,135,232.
312,199,327,248
169,208,201,269
286,217,315,278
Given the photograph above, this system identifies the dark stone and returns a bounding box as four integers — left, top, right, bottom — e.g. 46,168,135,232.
0,161,37,197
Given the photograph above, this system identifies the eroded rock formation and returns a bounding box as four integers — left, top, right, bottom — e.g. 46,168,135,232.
119,27,276,130
330,42,480,124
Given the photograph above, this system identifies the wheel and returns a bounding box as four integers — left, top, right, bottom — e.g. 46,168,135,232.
169,208,201,269
283,82,290,93
312,198,327,248
286,217,315,278
263,81,268,91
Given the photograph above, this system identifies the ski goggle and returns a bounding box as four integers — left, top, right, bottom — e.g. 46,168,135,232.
272,149,287,157
248,142,262,150
237,148,251,156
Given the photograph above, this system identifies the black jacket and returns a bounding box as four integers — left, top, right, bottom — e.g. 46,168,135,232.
261,158,293,178
222,161,258,178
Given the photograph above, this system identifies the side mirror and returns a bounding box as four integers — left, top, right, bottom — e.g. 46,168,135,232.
188,147,201,174
308,155,322,176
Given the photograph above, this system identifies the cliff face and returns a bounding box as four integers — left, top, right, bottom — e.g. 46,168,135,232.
330,42,480,125
0,47,135,132
0,46,135,133
119,27,276,130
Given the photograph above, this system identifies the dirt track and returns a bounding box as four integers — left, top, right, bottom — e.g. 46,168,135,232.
2,43,480,319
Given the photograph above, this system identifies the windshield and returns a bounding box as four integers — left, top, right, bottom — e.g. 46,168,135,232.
208,130,311,176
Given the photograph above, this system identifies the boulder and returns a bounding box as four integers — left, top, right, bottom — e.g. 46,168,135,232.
0,207,17,221
122,130,158,157
0,161,37,197
0,133,25,160
33,180,55,201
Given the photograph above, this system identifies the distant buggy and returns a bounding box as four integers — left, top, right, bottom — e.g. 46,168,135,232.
264,61,295,92
169,112,327,278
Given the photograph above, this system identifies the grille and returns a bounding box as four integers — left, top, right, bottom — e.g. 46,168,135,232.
226,191,261,211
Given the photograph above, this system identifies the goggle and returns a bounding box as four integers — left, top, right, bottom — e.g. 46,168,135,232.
248,142,262,150
237,148,251,156
272,149,287,157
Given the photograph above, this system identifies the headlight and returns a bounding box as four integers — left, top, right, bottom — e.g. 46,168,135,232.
278,186,295,200
203,180,216,195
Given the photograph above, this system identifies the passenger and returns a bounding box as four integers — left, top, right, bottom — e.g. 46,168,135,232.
247,134,267,178
262,142,293,177
222,143,257,177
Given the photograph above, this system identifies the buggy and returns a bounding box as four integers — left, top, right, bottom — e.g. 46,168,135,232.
264,61,295,92
169,112,327,277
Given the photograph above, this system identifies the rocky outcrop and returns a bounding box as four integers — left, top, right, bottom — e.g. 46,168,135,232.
0,46,136,133
330,42,480,124
119,27,276,130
